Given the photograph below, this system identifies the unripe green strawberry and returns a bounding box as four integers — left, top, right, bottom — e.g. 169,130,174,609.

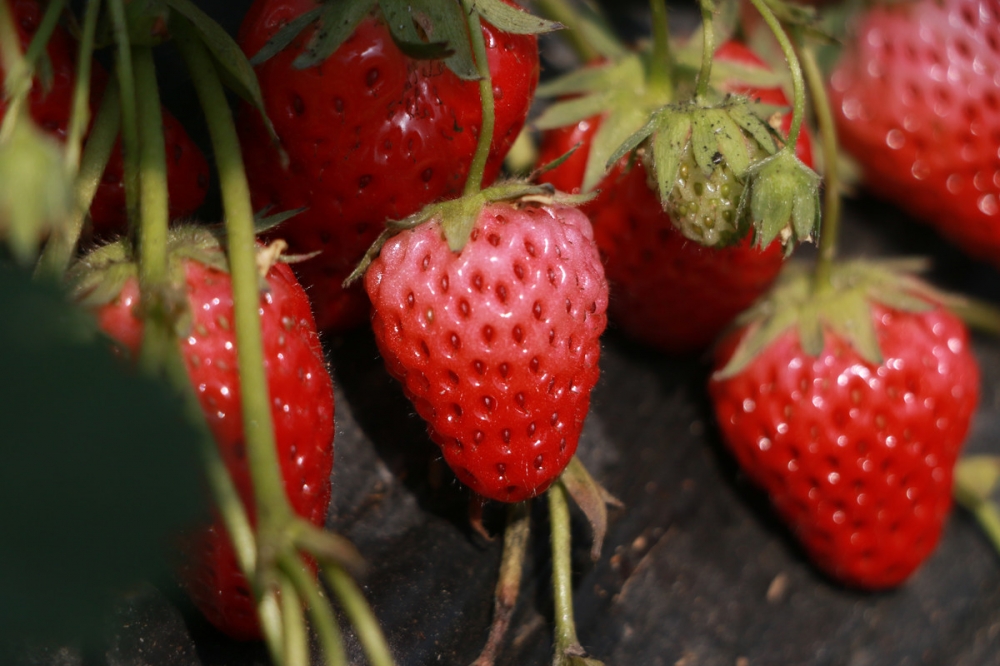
364,198,608,502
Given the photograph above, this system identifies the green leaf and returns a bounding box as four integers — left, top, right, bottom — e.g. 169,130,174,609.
0,265,205,647
727,100,777,154
472,0,562,34
248,6,323,65
167,0,280,145
293,0,379,69
404,0,478,80
691,108,748,177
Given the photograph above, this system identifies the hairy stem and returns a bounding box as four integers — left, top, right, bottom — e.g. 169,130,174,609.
694,0,715,100
798,42,838,291
133,47,169,289
462,0,495,197
325,565,396,666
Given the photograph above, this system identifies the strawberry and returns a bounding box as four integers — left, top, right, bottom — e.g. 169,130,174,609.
537,41,813,353
236,0,541,332
70,227,335,640
0,0,210,236
363,188,608,502
708,261,979,588
828,0,1000,264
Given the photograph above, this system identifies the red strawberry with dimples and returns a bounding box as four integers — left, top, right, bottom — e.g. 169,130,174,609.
72,227,335,639
1,0,209,236
364,192,608,502
538,41,813,353
829,0,1000,263
708,262,979,588
237,0,540,332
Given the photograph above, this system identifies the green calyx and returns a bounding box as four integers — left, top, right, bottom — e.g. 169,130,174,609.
249,0,560,80
714,258,954,379
345,181,591,286
741,148,820,253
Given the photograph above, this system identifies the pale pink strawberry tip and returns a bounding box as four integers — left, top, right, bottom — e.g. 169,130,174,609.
366,201,608,503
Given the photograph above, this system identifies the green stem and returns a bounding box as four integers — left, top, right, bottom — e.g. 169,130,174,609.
549,482,581,665
325,565,396,666
279,572,309,666
22,0,67,74
259,586,288,666
106,0,140,235
133,47,168,288
65,0,102,170
35,79,121,281
461,1,494,197
175,18,292,531
648,0,672,96
694,0,715,100
282,553,348,666
744,0,805,150
533,0,600,62
798,42,838,291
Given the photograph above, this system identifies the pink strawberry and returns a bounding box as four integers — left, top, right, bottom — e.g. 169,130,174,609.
364,195,608,502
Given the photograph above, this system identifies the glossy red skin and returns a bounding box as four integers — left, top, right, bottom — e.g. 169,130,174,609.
95,253,335,640
0,0,209,236
710,305,979,589
365,202,608,502
238,0,539,332
538,42,813,354
829,0,1000,264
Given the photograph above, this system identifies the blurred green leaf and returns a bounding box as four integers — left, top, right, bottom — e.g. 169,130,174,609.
0,264,206,648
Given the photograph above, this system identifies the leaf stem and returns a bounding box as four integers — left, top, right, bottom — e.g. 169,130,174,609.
174,15,293,534
35,78,121,280
798,41,838,292
648,0,672,96
549,481,582,665
65,0,102,170
325,564,396,666
461,0,494,197
694,0,715,100
743,0,805,150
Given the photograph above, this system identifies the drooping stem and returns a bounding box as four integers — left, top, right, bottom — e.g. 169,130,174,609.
461,0,495,197
471,502,531,666
549,481,582,665
35,78,120,280
282,553,348,666
798,42,838,291
744,0,806,150
694,0,716,100
65,0,102,170
648,0,672,96
174,17,292,529
326,564,396,666
106,0,140,234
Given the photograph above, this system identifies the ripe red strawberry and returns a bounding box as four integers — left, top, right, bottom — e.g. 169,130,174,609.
708,264,979,588
1,0,210,236
237,0,540,332
72,228,335,639
538,41,813,354
364,195,608,502
829,0,1000,264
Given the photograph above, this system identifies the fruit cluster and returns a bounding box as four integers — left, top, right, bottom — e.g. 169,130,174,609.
1,0,999,663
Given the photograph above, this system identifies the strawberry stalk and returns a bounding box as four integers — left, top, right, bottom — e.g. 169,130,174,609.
279,553,341,666
133,47,169,289
278,570,310,666
461,0,495,197
325,565,395,666
743,0,805,152
106,0,140,235
693,0,715,100
798,42,839,291
65,0,101,171
471,502,531,666
36,5,118,281
549,480,594,666
648,0,672,96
